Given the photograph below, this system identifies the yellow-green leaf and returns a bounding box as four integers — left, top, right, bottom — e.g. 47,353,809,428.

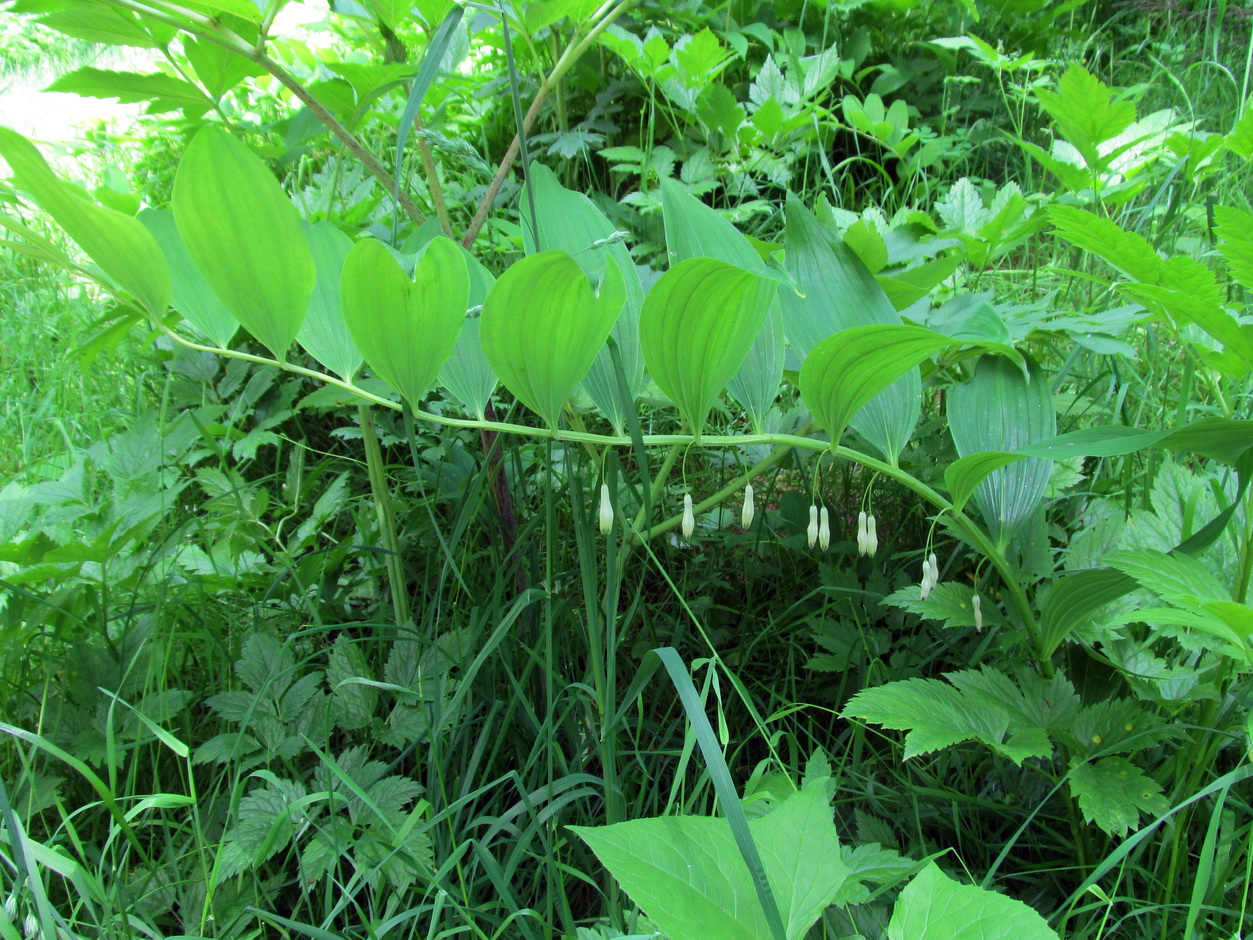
172,126,314,359
340,236,468,408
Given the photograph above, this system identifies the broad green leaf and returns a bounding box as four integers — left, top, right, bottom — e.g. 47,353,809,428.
799,325,951,450
639,258,775,438
172,127,314,359
138,208,236,347
438,251,497,420
1214,205,1253,292
783,197,920,461
182,36,267,99
340,236,468,408
299,221,361,380
843,670,1053,765
1104,548,1228,607
661,177,782,430
571,784,849,940
943,451,1021,513
1069,757,1169,837
1035,63,1135,170
1048,205,1161,283
888,862,1059,940
948,354,1055,543
524,162,644,434
0,127,170,318
45,67,205,109
481,251,625,429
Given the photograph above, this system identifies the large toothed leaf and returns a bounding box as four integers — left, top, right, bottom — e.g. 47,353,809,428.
639,258,776,438
299,221,361,380
523,162,644,433
948,354,1055,543
138,208,235,347
0,126,170,318
481,250,626,429
783,196,920,461
660,177,783,429
172,126,314,359
800,325,952,449
340,236,468,408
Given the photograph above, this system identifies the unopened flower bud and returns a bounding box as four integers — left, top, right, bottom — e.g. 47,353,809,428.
866,514,878,555
742,483,755,529
857,511,868,556
928,553,939,585
682,493,695,539
819,507,831,550
807,504,819,548
598,483,614,535
972,594,983,631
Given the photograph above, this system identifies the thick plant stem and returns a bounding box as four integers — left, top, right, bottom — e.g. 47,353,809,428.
461,0,638,248
359,405,411,629
480,401,526,597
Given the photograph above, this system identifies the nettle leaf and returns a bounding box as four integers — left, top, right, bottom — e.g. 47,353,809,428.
571,783,850,940
138,208,236,347
341,236,468,408
639,257,775,438
45,67,206,109
299,221,362,380
481,250,625,429
1035,63,1136,170
1069,757,1169,837
235,632,296,697
799,325,956,451
1215,205,1253,292
218,778,309,879
949,354,1055,543
888,862,1059,940
173,126,315,360
327,638,378,732
783,196,920,461
0,127,170,318
843,669,1054,765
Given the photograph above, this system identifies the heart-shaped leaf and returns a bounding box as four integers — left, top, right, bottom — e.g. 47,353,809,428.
639,257,775,438
172,126,314,360
799,325,952,449
481,250,626,429
138,208,236,348
0,126,170,318
340,235,469,408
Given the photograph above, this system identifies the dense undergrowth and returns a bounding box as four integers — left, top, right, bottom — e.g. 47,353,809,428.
1,0,1252,938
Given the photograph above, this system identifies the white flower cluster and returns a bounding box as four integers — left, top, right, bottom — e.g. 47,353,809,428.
856,511,878,556
806,505,831,549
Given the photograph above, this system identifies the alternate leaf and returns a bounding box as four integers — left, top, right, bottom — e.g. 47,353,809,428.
45,67,206,110
888,863,1060,940
299,221,362,380
341,236,468,408
172,126,315,359
638,257,775,438
1035,63,1136,170
1214,205,1253,292
481,250,625,429
138,208,235,347
0,126,170,318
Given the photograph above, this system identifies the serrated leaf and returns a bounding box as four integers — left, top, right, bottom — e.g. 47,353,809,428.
639,257,775,438
172,127,314,359
1047,205,1161,284
0,126,170,318
843,672,1053,765
235,632,295,697
881,581,987,629
218,778,308,878
1035,63,1136,170
327,639,378,732
888,862,1059,939
1215,205,1253,292
45,67,205,108
1069,757,1169,837
481,250,624,429
341,236,467,407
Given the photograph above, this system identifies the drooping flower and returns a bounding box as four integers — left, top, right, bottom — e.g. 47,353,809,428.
819,506,831,550
682,493,695,539
972,594,983,631
598,483,614,535
742,483,755,529
866,514,878,556
807,504,819,548
857,511,868,556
